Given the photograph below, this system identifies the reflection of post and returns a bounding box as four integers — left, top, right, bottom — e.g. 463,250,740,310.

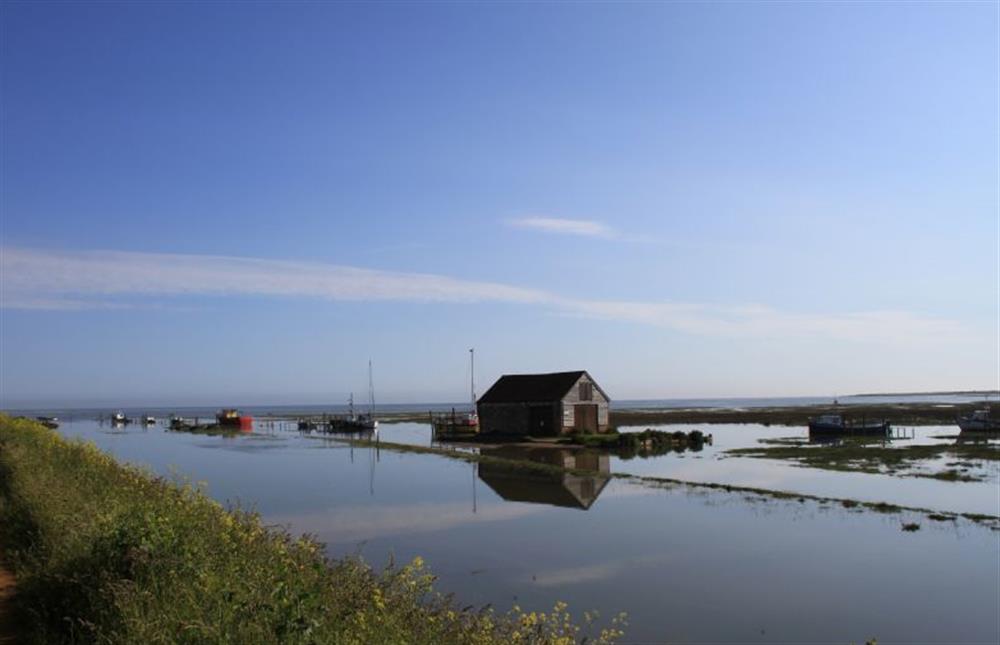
369,440,376,497
472,461,477,514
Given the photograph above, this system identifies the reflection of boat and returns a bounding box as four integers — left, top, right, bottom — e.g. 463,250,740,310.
808,414,889,436
432,349,479,436
957,409,999,432
478,446,610,510
216,409,253,431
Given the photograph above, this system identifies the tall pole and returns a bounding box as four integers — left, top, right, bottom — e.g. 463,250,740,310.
369,359,375,416
470,348,476,411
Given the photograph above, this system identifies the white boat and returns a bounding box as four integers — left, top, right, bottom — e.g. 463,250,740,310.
111,411,129,424
957,409,999,432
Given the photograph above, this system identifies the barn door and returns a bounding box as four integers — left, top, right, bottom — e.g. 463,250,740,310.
575,404,598,433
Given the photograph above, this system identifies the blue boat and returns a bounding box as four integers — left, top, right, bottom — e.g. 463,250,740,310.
808,414,889,436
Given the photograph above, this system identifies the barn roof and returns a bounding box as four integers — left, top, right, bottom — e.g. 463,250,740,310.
478,370,604,404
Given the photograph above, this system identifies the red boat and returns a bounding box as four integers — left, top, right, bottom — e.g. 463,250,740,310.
216,409,253,431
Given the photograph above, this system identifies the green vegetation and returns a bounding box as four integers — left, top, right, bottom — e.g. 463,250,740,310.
564,429,710,459
725,441,998,482
0,416,625,644
611,403,993,427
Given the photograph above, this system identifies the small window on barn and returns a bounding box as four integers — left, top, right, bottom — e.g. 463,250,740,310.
579,382,593,401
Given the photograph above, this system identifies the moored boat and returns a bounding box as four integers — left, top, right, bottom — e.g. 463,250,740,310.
957,408,999,432
216,409,253,431
111,411,130,424
432,409,479,432
328,361,379,432
808,414,890,436
432,348,479,436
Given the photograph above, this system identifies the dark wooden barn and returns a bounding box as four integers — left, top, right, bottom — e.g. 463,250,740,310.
476,370,610,436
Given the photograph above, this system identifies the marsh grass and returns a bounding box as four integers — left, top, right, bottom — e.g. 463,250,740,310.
0,416,624,645
725,441,997,482
611,403,988,426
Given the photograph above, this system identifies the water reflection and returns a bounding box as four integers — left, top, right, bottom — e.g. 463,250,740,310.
479,447,610,510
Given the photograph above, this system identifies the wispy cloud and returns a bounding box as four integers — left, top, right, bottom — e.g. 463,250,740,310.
0,246,973,345
0,247,548,305
557,299,966,344
507,217,614,238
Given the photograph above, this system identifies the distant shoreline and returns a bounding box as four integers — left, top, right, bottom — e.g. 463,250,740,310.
847,389,999,398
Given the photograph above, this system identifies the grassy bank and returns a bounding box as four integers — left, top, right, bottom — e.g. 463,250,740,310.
0,416,624,644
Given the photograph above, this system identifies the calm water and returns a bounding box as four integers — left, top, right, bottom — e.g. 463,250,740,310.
371,421,1000,516
50,418,999,643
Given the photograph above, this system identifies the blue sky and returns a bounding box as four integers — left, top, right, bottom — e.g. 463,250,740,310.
1,2,997,407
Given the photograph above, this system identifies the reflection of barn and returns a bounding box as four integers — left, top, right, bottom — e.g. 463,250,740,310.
478,447,610,510
477,371,610,436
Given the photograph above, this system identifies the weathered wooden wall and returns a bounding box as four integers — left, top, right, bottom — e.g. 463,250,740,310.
559,373,610,433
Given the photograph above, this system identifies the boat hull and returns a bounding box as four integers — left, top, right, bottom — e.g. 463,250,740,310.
808,421,890,436
957,418,1000,432
217,416,253,431
327,418,377,432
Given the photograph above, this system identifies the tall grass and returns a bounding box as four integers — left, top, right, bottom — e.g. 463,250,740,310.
0,416,625,644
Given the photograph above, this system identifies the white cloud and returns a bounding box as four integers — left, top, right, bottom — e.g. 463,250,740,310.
0,247,548,305
0,246,975,346
507,217,614,238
